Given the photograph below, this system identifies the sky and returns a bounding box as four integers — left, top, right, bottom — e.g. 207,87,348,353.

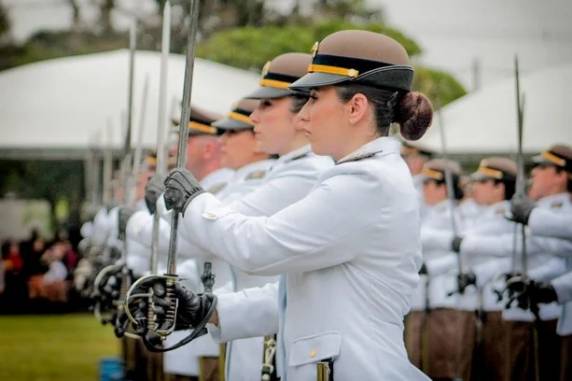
2,0,572,89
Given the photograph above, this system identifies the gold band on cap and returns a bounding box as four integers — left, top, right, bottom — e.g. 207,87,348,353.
228,112,253,125
188,121,218,135
259,78,291,89
477,166,503,179
422,168,444,181
542,151,566,167
308,64,359,78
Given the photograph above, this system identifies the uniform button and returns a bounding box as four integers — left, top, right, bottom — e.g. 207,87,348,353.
202,211,217,220
309,350,317,358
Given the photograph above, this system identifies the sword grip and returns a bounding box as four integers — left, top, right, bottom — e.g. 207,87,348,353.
317,359,333,381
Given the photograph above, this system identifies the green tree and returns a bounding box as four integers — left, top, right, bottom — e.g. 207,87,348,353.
413,67,467,109
0,2,10,44
198,20,421,71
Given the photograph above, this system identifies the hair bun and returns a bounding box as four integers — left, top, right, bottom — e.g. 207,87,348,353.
395,91,433,141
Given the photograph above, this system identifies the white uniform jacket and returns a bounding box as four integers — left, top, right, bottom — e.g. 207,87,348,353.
419,200,478,310
179,137,428,380
458,196,570,321
527,193,572,334
220,145,332,381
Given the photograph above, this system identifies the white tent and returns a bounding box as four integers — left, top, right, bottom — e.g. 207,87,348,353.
418,63,572,155
0,50,259,158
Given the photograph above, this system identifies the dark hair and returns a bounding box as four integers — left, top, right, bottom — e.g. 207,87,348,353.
335,84,433,140
554,166,572,192
494,178,516,200
289,93,310,114
434,174,464,200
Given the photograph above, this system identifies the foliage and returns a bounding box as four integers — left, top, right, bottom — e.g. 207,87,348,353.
413,66,467,109
0,3,9,38
197,20,466,107
0,29,127,71
197,19,422,71
0,159,84,228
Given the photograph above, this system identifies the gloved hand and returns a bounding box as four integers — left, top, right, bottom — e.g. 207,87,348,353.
451,236,463,253
418,263,427,275
145,173,166,214
506,276,557,311
128,278,216,332
529,281,558,304
510,194,536,225
164,168,204,215
170,283,216,329
118,206,135,239
457,271,476,293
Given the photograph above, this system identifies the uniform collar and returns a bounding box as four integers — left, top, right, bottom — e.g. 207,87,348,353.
276,144,312,165
200,167,235,192
234,159,275,181
336,136,400,165
485,200,509,215
536,192,571,208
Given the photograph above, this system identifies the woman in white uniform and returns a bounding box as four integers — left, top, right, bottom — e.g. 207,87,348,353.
148,30,434,380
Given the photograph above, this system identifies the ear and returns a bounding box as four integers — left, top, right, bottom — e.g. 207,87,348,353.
346,93,370,125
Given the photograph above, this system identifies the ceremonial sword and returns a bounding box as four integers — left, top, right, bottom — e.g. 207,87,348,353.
125,0,210,352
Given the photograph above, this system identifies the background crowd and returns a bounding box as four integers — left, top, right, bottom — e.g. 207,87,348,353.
0,228,83,312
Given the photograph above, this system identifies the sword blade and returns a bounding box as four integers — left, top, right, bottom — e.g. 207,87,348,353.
166,0,201,276
437,108,462,275
150,0,172,275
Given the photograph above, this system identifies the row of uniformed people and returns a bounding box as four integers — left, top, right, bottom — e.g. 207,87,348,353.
126,53,335,380
123,29,436,381
401,144,572,381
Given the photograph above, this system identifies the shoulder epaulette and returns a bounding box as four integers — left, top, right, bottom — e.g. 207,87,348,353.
245,170,267,180
336,150,383,165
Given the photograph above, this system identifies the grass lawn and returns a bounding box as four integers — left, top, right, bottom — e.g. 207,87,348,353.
0,313,120,381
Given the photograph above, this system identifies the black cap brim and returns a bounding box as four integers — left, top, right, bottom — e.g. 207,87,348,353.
245,86,292,100
289,72,350,90
290,65,415,91
212,118,253,130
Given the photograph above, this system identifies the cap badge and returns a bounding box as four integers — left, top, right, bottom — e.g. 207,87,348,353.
261,61,271,78
311,41,319,58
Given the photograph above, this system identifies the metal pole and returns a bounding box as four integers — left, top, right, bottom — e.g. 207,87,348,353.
166,0,201,277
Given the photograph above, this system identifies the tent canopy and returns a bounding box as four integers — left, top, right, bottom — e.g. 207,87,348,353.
0,50,259,158
418,64,572,155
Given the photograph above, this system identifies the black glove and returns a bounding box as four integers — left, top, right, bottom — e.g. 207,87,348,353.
128,278,216,332
505,276,557,314
529,281,558,304
510,195,535,225
418,263,427,275
118,206,135,239
164,168,204,215
145,173,166,214
457,272,476,293
451,236,463,253
172,283,216,330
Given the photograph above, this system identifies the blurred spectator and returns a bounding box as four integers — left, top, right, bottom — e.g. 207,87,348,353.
21,229,48,278
1,240,27,306
41,243,69,302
